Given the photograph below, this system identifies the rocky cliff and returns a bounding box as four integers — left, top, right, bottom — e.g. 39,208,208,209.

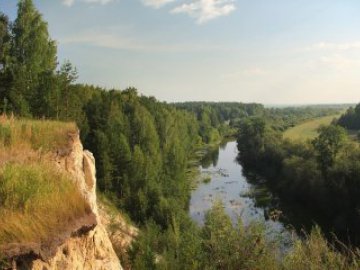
5,131,123,270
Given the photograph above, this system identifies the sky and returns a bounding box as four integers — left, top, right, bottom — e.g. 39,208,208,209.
1,0,360,104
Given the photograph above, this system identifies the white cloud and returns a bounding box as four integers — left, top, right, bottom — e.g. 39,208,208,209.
60,30,223,52
62,0,114,7
171,0,236,24
306,41,360,51
142,0,177,8
63,0,75,6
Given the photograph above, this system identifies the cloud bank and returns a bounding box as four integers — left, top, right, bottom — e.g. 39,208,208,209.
63,0,236,23
62,0,114,7
60,30,224,52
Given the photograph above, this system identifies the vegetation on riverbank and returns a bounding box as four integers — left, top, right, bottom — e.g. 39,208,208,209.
237,115,360,245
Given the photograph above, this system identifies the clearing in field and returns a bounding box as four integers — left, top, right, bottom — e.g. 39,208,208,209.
283,114,340,141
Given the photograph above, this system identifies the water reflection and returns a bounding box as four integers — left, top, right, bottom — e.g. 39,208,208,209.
200,146,219,168
190,141,295,248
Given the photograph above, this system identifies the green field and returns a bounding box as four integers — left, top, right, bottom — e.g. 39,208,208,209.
283,114,341,141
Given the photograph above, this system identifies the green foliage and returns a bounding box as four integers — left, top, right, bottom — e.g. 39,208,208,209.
176,102,343,135
0,13,11,113
284,227,360,270
338,104,360,130
237,117,360,244
265,106,344,132
55,60,79,120
8,0,57,115
200,201,279,270
312,125,347,175
175,102,265,141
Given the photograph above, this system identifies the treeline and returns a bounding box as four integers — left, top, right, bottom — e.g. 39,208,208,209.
338,103,360,130
174,102,264,142
175,102,265,123
237,116,360,244
265,106,343,131
175,102,343,134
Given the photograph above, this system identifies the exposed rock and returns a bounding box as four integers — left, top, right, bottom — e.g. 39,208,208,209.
98,202,138,261
6,130,122,270
0,213,97,261
55,131,99,218
29,224,121,270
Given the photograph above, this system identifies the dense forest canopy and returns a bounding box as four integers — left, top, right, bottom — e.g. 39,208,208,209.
176,101,344,132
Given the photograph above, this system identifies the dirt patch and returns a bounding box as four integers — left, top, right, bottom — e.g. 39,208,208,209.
0,213,97,264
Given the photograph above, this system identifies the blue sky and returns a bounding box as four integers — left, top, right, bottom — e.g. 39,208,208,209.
1,0,360,104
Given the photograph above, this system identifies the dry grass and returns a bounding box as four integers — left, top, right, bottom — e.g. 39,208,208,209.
0,117,89,254
0,163,90,246
0,116,77,153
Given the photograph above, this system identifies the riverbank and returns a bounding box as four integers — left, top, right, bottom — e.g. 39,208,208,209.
189,141,295,250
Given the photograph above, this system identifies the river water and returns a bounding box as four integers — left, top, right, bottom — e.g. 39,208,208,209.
189,140,295,247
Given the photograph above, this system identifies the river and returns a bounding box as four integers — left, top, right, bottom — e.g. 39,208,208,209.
190,140,295,247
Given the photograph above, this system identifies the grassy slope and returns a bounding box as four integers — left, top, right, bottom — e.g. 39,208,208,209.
283,114,341,141
0,117,89,250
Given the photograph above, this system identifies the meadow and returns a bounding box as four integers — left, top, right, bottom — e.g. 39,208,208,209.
283,114,341,141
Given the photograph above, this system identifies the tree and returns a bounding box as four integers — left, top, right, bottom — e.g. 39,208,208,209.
56,60,78,119
0,13,12,113
9,0,57,115
237,117,267,166
312,125,347,176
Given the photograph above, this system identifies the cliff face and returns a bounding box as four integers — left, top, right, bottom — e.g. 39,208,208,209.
15,132,122,270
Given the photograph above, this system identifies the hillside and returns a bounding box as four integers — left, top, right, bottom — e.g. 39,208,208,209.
0,116,127,269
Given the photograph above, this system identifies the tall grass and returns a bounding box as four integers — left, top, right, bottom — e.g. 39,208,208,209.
283,227,360,270
0,117,77,152
0,163,90,246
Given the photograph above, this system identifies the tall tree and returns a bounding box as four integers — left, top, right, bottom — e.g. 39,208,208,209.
56,60,78,119
312,125,347,176
0,13,11,112
9,0,57,115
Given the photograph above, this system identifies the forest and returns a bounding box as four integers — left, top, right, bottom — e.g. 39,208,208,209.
338,104,360,131
1,1,360,269
237,108,360,245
